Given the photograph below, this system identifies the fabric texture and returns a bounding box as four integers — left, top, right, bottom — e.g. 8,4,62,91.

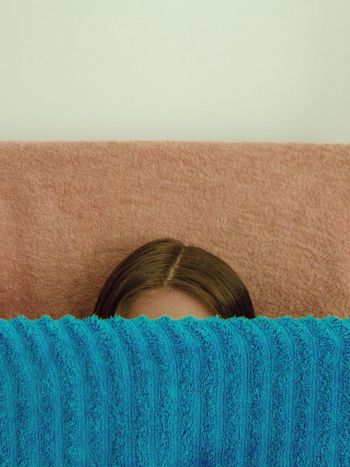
0,314,349,466
0,141,349,320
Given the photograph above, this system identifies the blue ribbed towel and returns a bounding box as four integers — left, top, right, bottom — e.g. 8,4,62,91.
0,315,349,466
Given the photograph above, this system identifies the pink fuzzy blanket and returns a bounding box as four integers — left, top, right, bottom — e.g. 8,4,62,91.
0,141,349,319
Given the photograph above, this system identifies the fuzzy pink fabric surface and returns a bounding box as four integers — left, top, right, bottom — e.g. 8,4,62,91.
0,140,349,320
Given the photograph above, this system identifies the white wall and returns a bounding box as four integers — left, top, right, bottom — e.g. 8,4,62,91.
0,0,349,143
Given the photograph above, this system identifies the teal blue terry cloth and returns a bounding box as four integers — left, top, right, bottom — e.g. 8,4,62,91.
0,314,349,466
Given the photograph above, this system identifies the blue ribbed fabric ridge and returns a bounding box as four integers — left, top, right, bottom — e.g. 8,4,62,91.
0,314,349,466
156,316,200,465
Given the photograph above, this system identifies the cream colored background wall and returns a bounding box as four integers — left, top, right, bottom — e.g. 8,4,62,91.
0,1,349,143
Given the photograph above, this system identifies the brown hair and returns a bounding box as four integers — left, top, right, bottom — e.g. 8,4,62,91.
92,237,256,320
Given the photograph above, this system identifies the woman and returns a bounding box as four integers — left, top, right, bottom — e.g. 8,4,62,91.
93,237,256,320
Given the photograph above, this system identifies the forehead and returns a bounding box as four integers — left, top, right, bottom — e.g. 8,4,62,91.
130,288,209,312
124,287,214,320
